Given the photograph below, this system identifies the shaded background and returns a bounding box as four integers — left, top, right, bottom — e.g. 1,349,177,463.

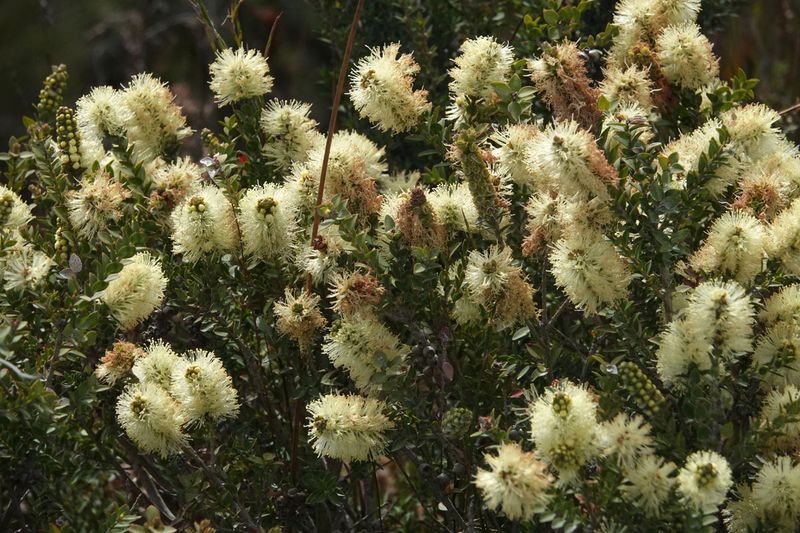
0,0,797,149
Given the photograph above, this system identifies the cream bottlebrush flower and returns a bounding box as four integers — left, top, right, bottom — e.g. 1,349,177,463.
116,382,187,457
658,281,754,386
392,187,446,249
1,244,53,292
260,99,322,170
655,23,719,90
759,385,800,451
101,252,167,330
689,211,766,284
677,450,733,510
148,157,202,212
66,171,130,238
621,454,677,517
274,289,326,353
685,280,754,356
297,130,387,217
349,43,431,133
378,169,420,195
171,185,239,263
732,166,791,221
661,119,739,196
453,294,483,326
295,225,351,285
95,341,144,385
752,324,800,389
529,380,603,482
767,198,800,275
613,0,701,39
760,284,800,327
528,41,601,129
427,182,480,232
75,86,127,166
599,64,655,108
131,340,181,390
525,120,618,200
120,73,191,161
0,186,32,233
237,183,297,261
751,456,800,525
171,350,239,424
329,270,385,317
307,393,394,462
720,104,782,162
464,246,516,300
475,443,553,521
600,413,655,466
322,315,408,391
448,36,514,121
522,192,566,256
209,47,273,106
491,123,540,187
549,231,630,315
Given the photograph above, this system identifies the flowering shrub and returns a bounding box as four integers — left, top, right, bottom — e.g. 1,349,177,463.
2,0,800,531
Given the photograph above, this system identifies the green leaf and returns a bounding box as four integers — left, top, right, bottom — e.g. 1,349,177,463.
512,326,530,341
543,9,559,25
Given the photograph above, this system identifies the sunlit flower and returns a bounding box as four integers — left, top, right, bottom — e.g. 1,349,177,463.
599,64,655,108
66,171,130,238
120,73,191,161
676,450,733,509
621,454,677,516
274,289,327,353
116,382,187,457
260,99,322,171
621,454,677,517
131,339,181,390
759,385,800,451
760,284,800,328
76,86,127,166
148,157,202,212
237,183,297,261
448,36,514,122
427,182,479,232
475,443,553,520
171,349,239,424
751,456,800,525
329,270,384,318
349,43,430,133
549,230,630,314
1,244,53,292
307,393,393,462
529,380,603,482
171,185,239,263
767,197,800,275
491,124,540,187
526,120,617,200
101,252,167,330
752,324,800,389
689,211,766,285
655,23,719,90
0,186,32,234
95,340,144,385
600,413,654,466
322,315,407,391
209,47,273,106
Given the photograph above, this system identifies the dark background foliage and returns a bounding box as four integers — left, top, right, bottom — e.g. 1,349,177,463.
0,0,797,150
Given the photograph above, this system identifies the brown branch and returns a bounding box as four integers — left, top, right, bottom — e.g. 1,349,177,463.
291,0,365,488
264,12,283,58
305,0,366,294
779,101,800,116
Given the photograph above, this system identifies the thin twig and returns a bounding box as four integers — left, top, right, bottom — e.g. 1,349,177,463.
779,101,800,116
0,357,37,381
264,12,284,57
305,0,366,293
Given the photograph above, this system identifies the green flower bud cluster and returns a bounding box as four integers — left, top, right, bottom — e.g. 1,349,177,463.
619,361,665,416
54,227,72,264
36,64,68,120
442,407,473,439
56,107,82,172
0,192,13,227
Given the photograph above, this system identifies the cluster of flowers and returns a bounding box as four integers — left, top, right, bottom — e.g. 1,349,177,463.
96,339,239,457
5,0,800,528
